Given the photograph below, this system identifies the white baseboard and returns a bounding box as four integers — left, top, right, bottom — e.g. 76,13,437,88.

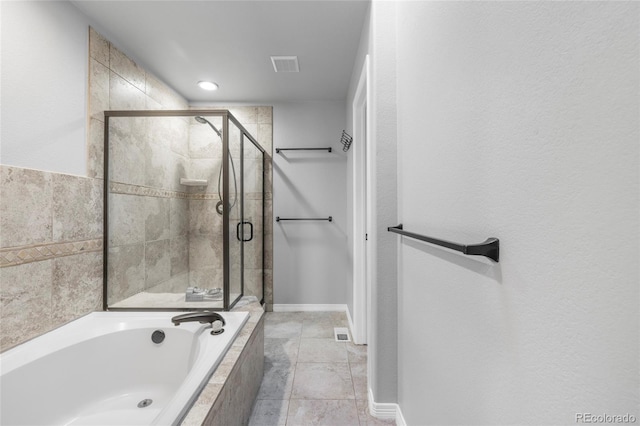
396,404,407,426
368,388,406,425
272,304,347,312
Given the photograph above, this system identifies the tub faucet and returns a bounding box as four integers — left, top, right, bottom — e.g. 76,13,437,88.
171,312,226,335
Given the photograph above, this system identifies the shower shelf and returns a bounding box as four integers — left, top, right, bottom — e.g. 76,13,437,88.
276,216,333,222
276,147,332,154
180,178,208,186
387,224,500,262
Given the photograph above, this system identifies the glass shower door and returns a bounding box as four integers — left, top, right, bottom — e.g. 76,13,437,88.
242,134,264,303
226,118,243,308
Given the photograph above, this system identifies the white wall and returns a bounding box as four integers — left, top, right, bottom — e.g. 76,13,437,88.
367,0,398,404
272,101,348,305
395,2,639,424
344,0,398,405
1,1,89,176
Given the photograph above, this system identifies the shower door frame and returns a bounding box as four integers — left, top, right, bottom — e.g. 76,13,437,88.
102,109,266,312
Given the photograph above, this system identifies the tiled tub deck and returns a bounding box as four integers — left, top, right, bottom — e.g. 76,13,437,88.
182,299,265,425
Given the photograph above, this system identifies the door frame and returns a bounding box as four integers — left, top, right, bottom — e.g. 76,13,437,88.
351,55,371,345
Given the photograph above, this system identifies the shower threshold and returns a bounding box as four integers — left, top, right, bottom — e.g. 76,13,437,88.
109,291,241,310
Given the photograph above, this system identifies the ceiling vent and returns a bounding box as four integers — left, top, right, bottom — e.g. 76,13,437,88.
271,56,299,73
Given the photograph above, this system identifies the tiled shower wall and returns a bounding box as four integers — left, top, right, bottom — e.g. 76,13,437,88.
0,27,273,352
107,116,191,302
185,119,225,292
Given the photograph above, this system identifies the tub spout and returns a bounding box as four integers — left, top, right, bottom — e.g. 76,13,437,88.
171,312,226,335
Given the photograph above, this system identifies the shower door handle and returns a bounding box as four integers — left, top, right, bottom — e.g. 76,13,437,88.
236,221,254,242
236,222,242,241
244,221,254,242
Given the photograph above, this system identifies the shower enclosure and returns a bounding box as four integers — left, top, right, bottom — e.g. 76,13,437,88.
103,110,265,311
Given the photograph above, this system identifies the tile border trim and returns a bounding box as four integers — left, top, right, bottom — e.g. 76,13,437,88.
109,181,193,199
0,238,103,268
110,181,265,201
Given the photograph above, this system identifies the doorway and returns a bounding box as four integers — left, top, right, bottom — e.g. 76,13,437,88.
351,55,370,344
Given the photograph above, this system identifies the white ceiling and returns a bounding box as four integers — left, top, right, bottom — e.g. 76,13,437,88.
72,0,369,104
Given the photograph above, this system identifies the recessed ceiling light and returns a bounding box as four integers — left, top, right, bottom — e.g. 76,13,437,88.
197,81,219,91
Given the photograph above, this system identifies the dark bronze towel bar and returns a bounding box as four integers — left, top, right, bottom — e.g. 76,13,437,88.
276,216,333,222
275,147,332,153
387,224,499,262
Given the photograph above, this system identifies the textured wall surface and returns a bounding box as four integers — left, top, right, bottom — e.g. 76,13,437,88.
395,2,639,424
368,1,399,404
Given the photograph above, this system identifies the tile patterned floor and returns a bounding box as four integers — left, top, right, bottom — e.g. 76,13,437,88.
248,311,395,426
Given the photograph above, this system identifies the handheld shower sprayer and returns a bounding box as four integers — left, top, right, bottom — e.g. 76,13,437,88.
195,116,222,137
194,116,237,215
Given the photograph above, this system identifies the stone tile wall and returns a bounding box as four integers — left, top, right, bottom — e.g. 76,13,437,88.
106,116,191,303
185,117,224,291
0,166,103,351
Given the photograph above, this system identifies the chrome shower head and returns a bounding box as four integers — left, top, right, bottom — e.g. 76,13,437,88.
194,116,222,137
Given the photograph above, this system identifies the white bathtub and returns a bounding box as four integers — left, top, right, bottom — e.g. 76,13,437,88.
0,311,249,426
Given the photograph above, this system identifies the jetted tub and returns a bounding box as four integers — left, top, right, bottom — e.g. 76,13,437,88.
0,311,249,425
